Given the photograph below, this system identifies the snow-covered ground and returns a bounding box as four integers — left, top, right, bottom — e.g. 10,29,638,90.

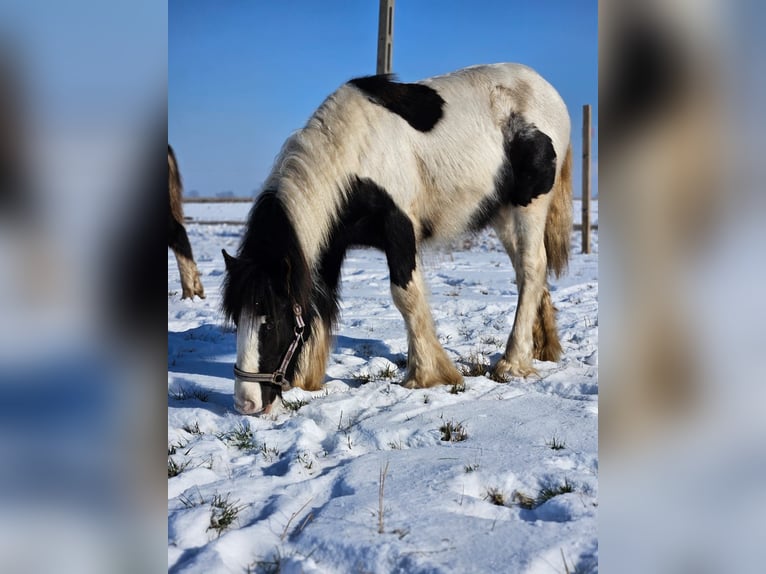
168,202,598,573
182,199,598,227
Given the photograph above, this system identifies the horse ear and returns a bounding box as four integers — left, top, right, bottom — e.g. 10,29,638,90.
222,249,236,270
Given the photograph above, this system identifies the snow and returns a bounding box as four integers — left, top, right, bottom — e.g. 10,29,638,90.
169,201,598,573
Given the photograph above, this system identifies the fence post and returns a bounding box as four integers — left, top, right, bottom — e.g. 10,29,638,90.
377,0,394,74
581,104,591,254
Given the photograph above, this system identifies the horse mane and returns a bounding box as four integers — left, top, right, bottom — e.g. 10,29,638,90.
221,190,311,326
221,88,367,337
261,84,377,266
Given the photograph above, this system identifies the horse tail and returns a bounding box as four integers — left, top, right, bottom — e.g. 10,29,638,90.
168,144,184,224
545,143,573,278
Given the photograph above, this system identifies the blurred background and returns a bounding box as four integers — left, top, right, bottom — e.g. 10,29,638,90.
0,1,166,572
600,1,766,572
1,0,765,572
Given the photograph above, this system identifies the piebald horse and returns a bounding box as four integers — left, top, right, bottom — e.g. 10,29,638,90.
223,63,572,415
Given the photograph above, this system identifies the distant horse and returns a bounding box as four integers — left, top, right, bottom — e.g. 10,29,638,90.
168,145,205,300
223,63,572,415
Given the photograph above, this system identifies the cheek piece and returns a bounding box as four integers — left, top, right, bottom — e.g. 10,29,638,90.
233,304,305,394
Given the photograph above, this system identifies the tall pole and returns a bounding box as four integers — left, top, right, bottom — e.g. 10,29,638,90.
377,0,394,74
582,104,592,254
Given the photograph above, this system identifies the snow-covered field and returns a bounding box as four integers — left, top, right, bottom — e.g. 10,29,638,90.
168,202,598,573
182,199,598,227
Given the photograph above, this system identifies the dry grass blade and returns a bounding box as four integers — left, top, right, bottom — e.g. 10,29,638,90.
281,497,314,541
378,461,390,534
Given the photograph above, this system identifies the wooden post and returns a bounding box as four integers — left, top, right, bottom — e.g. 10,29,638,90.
377,0,394,74
581,104,591,254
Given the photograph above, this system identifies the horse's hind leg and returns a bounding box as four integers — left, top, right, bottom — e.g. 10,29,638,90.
390,262,463,389
169,215,205,300
491,200,557,378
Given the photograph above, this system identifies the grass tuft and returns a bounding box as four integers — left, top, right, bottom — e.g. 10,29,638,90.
182,421,202,435
377,363,398,380
260,443,281,462
352,371,374,383
296,451,314,471
248,550,284,574
537,478,575,505
546,435,566,450
459,352,489,377
179,490,204,509
440,420,468,442
282,397,310,412
449,381,467,394
484,487,507,506
352,363,399,383
219,421,258,451
480,335,502,347
512,478,576,510
169,385,210,402
168,457,191,478
208,493,247,537
511,490,538,510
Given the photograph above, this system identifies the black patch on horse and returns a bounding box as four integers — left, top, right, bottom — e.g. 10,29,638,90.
469,113,557,229
349,75,445,132
168,211,194,259
316,176,417,321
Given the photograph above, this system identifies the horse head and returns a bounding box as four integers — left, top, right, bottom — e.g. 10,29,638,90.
221,193,311,414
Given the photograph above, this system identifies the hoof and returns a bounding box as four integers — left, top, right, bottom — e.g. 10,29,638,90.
491,357,538,381
193,279,206,299
181,289,205,301
403,364,463,389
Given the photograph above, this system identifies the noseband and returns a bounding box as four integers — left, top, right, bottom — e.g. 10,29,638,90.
233,303,306,393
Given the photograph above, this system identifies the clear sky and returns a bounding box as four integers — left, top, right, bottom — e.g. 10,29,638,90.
169,1,597,198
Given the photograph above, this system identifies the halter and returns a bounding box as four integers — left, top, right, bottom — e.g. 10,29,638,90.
233,303,306,393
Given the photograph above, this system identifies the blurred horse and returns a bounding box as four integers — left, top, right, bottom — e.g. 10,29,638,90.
168,145,204,300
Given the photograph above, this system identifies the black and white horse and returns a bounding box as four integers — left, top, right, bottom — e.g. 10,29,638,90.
168,145,205,300
222,63,572,415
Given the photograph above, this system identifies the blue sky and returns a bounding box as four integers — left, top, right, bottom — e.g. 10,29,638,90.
169,1,597,197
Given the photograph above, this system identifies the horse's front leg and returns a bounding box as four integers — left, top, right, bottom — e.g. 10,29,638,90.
390,264,463,389
169,216,205,300
293,315,330,391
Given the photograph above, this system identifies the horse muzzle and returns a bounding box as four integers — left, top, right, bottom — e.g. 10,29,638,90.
234,377,283,415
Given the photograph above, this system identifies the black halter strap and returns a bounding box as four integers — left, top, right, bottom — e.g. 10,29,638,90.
233,303,305,393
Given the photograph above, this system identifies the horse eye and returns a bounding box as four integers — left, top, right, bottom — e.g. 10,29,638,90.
264,318,274,331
